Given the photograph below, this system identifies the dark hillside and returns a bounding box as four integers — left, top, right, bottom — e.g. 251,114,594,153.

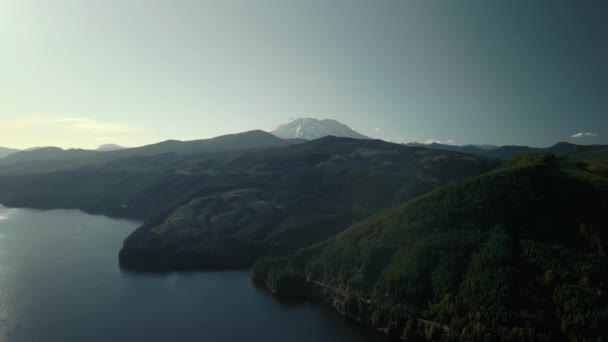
118,137,495,270
254,155,608,341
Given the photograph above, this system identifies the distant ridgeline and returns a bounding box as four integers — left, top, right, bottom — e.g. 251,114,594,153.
406,141,608,161
0,129,607,340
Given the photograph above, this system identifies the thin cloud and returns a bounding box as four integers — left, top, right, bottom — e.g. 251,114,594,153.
571,132,598,138
372,128,381,132
2,115,149,149
13,116,146,135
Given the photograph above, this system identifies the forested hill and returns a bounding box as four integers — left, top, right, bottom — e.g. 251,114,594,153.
118,137,495,270
0,130,297,175
253,155,608,341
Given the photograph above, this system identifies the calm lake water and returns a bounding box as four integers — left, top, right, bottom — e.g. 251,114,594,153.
0,205,388,342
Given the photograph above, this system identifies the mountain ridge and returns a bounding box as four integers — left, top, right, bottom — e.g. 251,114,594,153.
0,147,20,159
407,141,608,160
0,130,300,175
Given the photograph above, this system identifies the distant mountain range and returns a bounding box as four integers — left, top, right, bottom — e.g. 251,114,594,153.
3,118,606,163
1,147,97,166
0,147,19,159
1,143,134,160
265,117,608,160
407,141,608,160
267,118,370,140
0,130,299,175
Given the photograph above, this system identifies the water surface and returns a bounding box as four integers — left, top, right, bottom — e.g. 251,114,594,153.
0,205,388,342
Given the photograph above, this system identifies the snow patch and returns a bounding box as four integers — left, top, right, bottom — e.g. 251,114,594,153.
266,118,298,133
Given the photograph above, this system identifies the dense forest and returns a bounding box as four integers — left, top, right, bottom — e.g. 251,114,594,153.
253,155,608,341
117,137,494,269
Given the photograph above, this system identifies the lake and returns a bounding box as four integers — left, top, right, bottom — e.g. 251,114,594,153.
0,205,389,342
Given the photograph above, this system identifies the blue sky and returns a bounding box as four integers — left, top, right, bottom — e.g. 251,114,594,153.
1,0,606,149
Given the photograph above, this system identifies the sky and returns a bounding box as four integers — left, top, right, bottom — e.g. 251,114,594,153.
1,0,606,149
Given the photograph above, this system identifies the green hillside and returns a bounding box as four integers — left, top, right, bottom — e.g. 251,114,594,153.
118,137,494,270
253,155,608,341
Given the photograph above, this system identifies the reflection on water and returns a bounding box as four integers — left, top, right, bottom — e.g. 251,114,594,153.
0,205,388,342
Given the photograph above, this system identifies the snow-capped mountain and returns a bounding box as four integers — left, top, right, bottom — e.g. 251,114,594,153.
96,144,126,152
266,118,369,140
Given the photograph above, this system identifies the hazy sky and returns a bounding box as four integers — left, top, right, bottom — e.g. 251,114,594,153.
1,0,606,149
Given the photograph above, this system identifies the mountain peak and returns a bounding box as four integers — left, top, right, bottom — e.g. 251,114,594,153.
267,118,369,140
97,144,125,152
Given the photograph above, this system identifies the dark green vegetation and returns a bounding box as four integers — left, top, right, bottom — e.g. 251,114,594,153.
119,137,493,270
254,155,608,341
0,131,493,270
